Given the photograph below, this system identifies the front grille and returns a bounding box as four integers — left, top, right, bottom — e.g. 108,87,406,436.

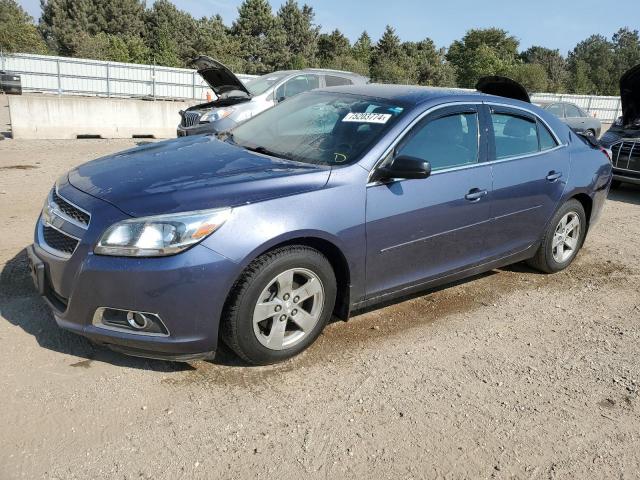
52,190,90,226
611,140,640,173
43,225,79,255
181,111,201,128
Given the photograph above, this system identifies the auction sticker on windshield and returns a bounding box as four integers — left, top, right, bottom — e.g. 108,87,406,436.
342,112,392,124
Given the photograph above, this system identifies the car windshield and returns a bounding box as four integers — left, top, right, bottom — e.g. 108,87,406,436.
229,91,406,166
245,73,290,96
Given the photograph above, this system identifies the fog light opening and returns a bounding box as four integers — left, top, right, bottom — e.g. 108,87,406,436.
127,311,150,330
93,307,170,336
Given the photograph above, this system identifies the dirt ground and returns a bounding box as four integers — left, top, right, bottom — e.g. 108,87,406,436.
1,139,639,480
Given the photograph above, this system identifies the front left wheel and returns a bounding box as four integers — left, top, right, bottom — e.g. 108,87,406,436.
221,246,336,365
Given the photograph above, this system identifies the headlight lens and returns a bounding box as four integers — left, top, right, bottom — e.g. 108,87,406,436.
200,108,235,123
614,116,623,127
95,208,231,257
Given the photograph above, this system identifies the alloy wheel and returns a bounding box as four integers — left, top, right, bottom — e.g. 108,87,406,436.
552,211,581,263
252,268,325,350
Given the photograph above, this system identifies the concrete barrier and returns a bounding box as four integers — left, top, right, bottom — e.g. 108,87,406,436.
7,95,197,139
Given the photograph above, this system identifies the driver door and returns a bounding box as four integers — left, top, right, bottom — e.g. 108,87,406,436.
365,105,494,299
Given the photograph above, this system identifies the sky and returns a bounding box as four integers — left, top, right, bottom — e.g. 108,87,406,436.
19,0,640,55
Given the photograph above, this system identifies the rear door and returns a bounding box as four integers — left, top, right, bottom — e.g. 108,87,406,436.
564,103,586,132
484,104,569,258
365,105,493,298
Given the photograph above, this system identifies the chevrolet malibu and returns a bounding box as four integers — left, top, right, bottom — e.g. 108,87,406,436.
27,85,612,365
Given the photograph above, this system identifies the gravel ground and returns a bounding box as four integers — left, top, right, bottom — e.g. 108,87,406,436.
1,139,639,480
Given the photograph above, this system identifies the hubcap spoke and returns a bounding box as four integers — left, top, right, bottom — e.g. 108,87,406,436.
266,319,287,349
253,301,281,321
291,277,322,304
291,309,317,333
275,270,294,294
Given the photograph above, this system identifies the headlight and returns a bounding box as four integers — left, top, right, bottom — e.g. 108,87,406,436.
95,208,231,257
200,108,235,123
614,116,623,127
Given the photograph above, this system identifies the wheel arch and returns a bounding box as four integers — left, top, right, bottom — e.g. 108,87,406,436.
231,233,353,321
570,192,593,230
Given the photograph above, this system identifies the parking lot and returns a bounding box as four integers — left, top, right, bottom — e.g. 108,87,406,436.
1,138,639,479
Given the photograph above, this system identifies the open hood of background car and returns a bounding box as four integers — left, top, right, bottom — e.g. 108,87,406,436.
620,64,640,127
476,76,531,103
192,56,251,98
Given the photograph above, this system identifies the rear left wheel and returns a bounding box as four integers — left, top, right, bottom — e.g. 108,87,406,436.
527,199,586,273
221,246,336,365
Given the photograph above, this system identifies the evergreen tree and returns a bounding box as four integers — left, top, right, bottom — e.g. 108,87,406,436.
0,0,48,54
277,0,319,68
521,46,567,92
568,34,616,95
352,31,373,66
144,0,198,67
612,28,640,82
232,0,277,73
316,29,350,67
447,28,519,87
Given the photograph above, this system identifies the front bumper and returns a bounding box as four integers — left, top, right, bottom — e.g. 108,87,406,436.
29,183,242,362
613,169,640,185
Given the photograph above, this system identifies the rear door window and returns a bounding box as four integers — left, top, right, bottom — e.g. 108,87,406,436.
538,122,558,151
398,112,480,171
564,104,582,118
276,75,320,101
491,113,538,159
325,75,353,87
546,103,564,118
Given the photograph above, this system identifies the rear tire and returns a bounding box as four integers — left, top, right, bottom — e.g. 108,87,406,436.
527,199,586,273
221,246,336,365
584,129,596,137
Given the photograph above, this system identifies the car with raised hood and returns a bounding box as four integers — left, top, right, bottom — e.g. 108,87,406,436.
28,81,612,365
600,64,640,187
177,56,367,137
535,101,601,138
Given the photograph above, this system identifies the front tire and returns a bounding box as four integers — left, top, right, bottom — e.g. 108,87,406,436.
527,199,587,273
221,246,336,365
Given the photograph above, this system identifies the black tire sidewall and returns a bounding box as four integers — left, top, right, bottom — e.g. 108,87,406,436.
231,249,336,364
543,200,587,272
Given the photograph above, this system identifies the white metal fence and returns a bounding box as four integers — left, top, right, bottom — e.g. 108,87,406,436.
530,93,621,123
0,52,256,101
0,53,624,122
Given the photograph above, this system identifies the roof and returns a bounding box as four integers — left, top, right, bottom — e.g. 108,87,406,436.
318,83,484,105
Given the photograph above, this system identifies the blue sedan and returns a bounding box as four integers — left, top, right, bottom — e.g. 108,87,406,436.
27,85,613,365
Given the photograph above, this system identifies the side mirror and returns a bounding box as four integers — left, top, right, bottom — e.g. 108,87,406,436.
373,155,431,182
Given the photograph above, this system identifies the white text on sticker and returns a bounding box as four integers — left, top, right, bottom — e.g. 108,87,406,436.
342,112,392,124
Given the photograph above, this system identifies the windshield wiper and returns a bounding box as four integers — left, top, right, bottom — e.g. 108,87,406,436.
244,145,292,161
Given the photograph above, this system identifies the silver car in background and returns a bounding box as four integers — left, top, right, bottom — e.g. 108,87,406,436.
177,57,368,136
536,101,602,138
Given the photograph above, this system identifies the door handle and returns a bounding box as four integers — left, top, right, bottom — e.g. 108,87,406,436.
546,171,563,182
465,188,488,202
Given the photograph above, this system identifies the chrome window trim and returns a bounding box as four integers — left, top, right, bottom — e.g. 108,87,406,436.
367,100,566,186
51,187,91,230
92,307,170,337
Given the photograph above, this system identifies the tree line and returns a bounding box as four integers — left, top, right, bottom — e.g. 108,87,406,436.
1,0,640,95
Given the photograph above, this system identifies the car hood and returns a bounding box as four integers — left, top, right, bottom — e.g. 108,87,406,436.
68,136,331,217
192,56,251,98
620,64,640,127
476,76,531,103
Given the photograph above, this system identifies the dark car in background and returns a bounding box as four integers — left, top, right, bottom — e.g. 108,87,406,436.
536,101,601,138
600,64,640,187
0,71,22,95
28,84,611,365
177,57,367,136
